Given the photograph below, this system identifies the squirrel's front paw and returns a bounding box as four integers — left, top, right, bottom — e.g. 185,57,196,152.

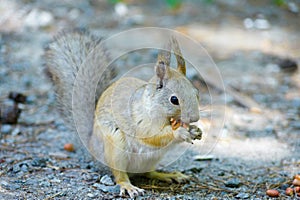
174,126,193,144
189,125,202,140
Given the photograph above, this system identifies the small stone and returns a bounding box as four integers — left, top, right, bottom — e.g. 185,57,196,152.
187,167,203,173
225,178,241,188
51,178,61,183
24,9,54,28
235,192,250,199
243,18,254,29
39,180,51,187
1,181,21,190
288,2,299,13
11,127,21,136
93,183,120,194
8,92,27,103
31,158,47,167
1,124,12,134
49,152,69,159
254,18,270,30
13,163,21,173
87,193,95,198
292,98,300,108
193,155,215,161
218,171,225,176
1,181,9,187
279,58,298,72
20,163,29,172
290,121,300,130
26,95,36,104
100,175,114,186
1,104,21,124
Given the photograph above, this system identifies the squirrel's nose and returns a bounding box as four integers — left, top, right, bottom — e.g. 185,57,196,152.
190,113,200,123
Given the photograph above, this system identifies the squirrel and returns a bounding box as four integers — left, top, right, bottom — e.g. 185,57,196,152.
45,30,203,198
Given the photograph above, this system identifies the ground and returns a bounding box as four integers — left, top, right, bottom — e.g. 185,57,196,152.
0,0,299,199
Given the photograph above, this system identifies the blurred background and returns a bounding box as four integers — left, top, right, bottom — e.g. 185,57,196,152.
0,0,299,199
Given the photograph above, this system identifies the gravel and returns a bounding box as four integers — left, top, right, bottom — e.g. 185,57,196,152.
0,0,299,199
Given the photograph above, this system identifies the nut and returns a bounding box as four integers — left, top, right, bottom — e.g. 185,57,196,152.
285,187,293,196
293,178,300,186
170,118,180,130
64,143,75,152
266,189,280,197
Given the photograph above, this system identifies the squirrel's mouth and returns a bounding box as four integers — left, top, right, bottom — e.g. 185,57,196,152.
170,117,189,130
181,121,189,129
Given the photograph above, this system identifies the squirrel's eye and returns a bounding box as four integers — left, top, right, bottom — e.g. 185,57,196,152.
170,95,179,105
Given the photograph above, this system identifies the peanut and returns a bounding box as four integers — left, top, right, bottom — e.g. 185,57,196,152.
64,143,75,152
285,187,293,196
266,189,280,197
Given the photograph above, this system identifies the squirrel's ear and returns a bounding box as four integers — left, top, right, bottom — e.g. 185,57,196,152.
171,37,186,76
155,48,171,89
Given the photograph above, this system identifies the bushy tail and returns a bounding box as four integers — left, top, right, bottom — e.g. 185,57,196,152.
45,30,114,142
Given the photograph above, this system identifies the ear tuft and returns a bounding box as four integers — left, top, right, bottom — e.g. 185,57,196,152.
171,37,186,75
155,59,169,89
155,46,171,89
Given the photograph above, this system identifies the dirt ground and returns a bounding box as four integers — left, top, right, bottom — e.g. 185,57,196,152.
0,0,300,199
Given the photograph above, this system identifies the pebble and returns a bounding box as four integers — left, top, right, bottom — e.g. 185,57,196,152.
254,18,270,30
288,2,299,13
87,193,95,198
12,163,21,173
93,183,120,194
225,178,241,188
26,95,36,104
292,98,300,108
279,58,298,72
1,105,21,124
290,121,300,130
20,163,29,172
218,171,225,176
193,155,215,161
1,180,21,190
187,167,203,173
235,192,250,199
1,124,12,134
100,175,114,186
49,152,69,159
31,158,47,167
24,8,54,28
11,127,21,136
39,180,51,187
243,18,254,29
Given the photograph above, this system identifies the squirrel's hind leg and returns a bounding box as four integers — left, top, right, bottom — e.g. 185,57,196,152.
112,169,145,198
144,171,190,183
98,126,145,198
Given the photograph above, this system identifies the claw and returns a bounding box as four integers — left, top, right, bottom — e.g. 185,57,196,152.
189,125,202,140
145,171,190,184
118,182,144,198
